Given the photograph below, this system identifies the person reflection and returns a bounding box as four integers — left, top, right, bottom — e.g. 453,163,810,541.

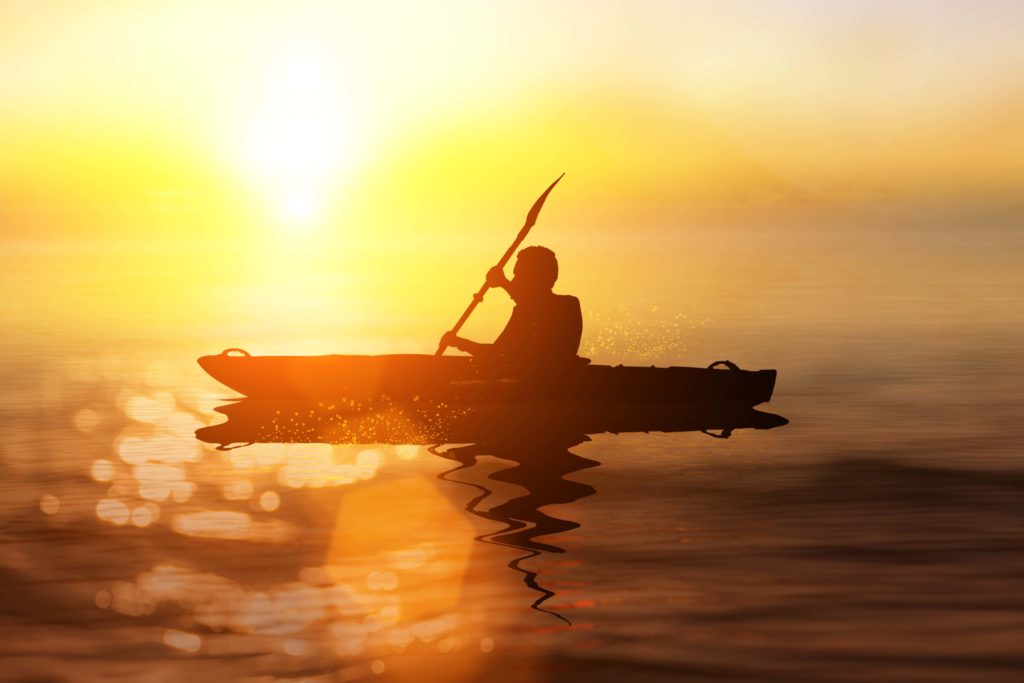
431,429,598,624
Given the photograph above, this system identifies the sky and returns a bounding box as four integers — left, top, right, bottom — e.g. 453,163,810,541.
2,0,1024,244
1,1,1023,352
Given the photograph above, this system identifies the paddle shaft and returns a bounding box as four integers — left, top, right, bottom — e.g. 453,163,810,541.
435,174,564,356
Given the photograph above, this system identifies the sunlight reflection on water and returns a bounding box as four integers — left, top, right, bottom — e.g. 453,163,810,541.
52,365,506,682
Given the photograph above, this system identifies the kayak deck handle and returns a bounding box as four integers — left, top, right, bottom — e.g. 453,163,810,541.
707,360,740,371
221,348,251,357
216,441,254,451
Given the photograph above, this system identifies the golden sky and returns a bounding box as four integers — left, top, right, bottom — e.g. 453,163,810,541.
2,0,1023,366
2,0,1024,246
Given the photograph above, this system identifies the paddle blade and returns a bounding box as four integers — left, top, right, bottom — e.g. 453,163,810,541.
524,173,565,230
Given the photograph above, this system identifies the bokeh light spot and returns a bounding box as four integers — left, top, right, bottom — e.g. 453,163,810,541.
260,490,281,512
91,459,115,482
131,506,154,528
163,629,201,653
72,408,101,433
39,494,60,515
96,498,130,525
223,479,254,500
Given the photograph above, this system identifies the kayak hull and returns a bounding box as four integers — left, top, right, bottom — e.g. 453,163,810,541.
198,352,778,405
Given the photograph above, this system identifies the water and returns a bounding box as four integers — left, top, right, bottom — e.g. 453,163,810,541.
2,220,1023,682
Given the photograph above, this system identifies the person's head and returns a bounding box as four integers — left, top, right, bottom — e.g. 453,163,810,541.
512,246,558,296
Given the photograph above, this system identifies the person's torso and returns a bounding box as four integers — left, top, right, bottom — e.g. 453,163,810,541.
495,294,582,362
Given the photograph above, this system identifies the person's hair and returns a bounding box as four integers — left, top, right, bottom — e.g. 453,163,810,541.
516,246,558,288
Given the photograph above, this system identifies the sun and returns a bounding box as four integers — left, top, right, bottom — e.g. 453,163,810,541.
241,43,354,230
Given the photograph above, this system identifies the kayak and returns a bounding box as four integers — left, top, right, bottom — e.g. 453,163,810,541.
195,398,788,448
198,349,778,405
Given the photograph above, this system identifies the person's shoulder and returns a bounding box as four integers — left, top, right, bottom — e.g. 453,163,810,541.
555,294,581,310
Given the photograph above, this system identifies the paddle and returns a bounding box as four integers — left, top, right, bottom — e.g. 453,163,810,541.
435,173,565,357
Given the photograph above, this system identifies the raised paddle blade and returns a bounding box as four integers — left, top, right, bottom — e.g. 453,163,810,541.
497,173,565,270
523,173,564,235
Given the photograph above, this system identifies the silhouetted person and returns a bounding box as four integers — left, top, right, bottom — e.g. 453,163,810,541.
441,246,582,367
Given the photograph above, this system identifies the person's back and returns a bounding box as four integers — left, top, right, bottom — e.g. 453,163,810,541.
493,292,582,364
441,246,582,367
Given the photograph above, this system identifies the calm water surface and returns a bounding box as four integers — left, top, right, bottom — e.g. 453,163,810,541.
2,222,1023,682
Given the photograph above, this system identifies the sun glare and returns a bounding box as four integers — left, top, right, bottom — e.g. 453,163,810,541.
242,44,354,230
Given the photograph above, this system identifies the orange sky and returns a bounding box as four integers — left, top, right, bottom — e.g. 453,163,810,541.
2,0,1024,246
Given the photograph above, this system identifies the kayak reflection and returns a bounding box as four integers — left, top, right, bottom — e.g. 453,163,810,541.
196,400,787,622
195,399,787,449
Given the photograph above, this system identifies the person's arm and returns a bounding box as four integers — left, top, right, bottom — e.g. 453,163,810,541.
439,268,515,357
434,266,509,356
485,266,522,302
440,331,492,357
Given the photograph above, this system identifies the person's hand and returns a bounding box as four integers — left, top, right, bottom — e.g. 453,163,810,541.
440,331,462,351
485,266,508,290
